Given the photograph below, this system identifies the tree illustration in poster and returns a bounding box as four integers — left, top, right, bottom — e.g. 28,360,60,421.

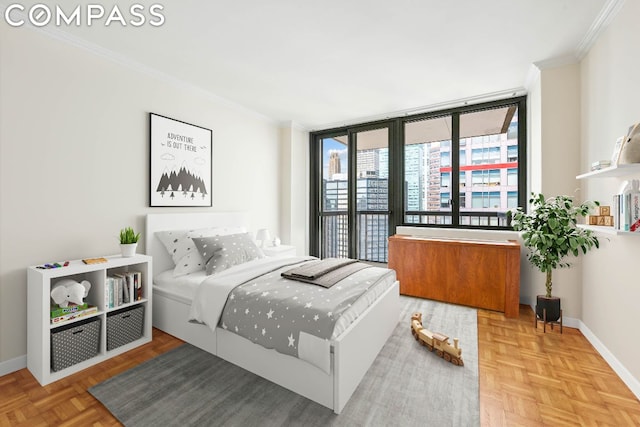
149,113,213,207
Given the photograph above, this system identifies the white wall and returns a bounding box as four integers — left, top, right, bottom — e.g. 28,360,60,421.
279,123,309,255
537,63,585,320
579,0,640,388
0,26,283,363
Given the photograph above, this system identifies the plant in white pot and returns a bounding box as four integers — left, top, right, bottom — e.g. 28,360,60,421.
119,227,140,257
509,193,600,324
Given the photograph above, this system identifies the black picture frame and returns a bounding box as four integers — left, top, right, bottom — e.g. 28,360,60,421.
149,113,213,207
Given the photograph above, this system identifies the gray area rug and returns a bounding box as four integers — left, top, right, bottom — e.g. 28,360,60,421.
89,296,479,427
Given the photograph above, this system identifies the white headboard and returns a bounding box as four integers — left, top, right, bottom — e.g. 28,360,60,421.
145,212,250,279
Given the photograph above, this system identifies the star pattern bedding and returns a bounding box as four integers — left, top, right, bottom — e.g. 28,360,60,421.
188,256,396,373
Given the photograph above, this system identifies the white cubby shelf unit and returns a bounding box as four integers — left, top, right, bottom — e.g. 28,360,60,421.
27,254,152,386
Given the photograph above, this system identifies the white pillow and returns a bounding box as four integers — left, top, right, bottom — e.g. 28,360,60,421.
156,226,246,276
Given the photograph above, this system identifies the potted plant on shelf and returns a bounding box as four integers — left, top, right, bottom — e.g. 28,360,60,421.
119,227,140,257
509,193,600,324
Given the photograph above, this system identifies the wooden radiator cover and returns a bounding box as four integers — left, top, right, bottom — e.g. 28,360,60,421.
388,235,520,318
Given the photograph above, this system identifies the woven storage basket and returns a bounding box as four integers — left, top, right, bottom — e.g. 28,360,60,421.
50,317,101,372
106,305,144,351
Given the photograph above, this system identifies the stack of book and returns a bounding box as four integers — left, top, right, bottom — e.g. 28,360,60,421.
50,303,98,324
105,271,142,309
612,179,640,232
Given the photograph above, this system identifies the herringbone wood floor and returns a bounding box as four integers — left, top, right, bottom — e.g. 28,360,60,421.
1,305,639,426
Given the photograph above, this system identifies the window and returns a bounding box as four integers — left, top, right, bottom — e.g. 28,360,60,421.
440,192,450,208
441,172,450,188
471,147,500,165
310,96,526,260
472,191,500,209
507,168,518,186
470,169,501,186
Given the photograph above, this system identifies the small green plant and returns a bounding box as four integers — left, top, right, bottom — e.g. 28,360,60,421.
509,193,600,298
119,227,140,245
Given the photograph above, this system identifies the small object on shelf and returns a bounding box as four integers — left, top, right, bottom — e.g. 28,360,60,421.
596,205,611,216
50,303,88,318
409,312,463,366
50,279,91,308
591,160,611,171
51,305,98,324
618,122,640,165
611,136,625,166
586,215,599,225
604,216,614,226
119,227,140,257
83,257,108,264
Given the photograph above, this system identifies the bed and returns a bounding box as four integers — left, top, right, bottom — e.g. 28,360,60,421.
145,212,400,414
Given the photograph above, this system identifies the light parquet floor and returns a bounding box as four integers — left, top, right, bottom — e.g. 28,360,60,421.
1,305,639,426
479,305,640,427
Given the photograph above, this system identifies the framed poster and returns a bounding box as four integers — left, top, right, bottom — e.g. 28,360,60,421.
149,113,213,207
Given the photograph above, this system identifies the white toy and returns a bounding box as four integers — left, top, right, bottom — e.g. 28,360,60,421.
50,279,91,307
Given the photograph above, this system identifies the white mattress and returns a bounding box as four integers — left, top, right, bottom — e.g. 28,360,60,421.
153,258,397,340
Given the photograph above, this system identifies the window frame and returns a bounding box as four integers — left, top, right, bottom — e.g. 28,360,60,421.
309,96,527,257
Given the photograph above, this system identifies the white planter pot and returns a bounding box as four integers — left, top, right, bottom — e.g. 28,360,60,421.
120,243,138,257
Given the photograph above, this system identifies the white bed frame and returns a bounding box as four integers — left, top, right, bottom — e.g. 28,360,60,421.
146,212,400,414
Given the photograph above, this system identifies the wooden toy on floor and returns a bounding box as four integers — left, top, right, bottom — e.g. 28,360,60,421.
410,312,464,366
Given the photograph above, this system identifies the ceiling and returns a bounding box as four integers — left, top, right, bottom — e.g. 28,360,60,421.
23,0,612,130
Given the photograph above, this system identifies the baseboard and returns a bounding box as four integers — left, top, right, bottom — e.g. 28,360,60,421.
0,354,27,378
528,307,640,400
579,320,640,400
562,315,580,329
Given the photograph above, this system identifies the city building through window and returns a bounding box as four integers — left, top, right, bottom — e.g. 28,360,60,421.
310,96,527,262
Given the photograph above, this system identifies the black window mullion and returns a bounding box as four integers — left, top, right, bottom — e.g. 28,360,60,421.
308,133,320,257
517,98,528,215
451,112,460,226
390,119,403,235
347,130,358,259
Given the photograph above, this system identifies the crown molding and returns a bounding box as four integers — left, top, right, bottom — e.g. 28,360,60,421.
575,0,626,60
533,55,582,71
279,121,309,132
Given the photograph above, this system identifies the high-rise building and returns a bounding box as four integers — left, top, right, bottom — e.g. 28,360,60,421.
357,149,379,178
328,151,341,179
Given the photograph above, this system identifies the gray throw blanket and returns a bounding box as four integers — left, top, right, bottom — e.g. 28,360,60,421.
281,258,371,288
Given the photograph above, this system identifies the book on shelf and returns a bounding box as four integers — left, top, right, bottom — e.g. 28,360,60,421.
631,192,640,232
51,305,98,324
613,180,640,232
50,303,88,318
106,271,142,308
131,271,143,300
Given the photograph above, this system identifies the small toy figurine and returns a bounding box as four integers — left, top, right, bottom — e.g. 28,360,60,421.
410,312,464,366
50,279,91,307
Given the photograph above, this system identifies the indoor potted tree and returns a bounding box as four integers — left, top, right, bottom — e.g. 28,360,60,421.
509,193,600,324
119,227,140,257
